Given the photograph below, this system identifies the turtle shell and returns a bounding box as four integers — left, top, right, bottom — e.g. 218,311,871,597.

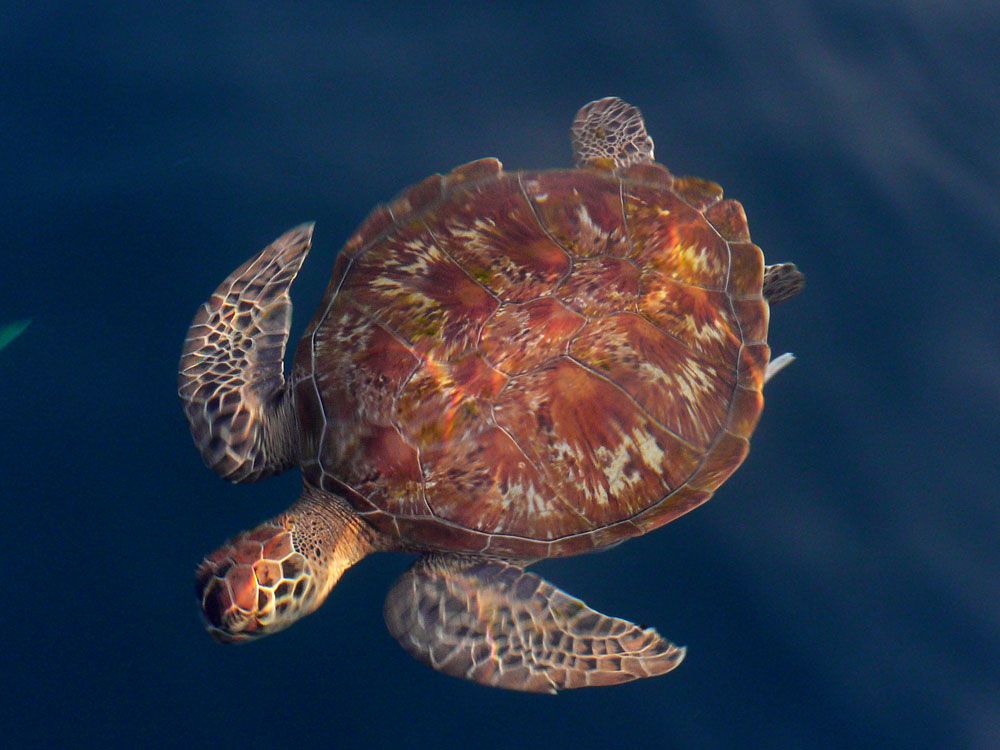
292,158,769,559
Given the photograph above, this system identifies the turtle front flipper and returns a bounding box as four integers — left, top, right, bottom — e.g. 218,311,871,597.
384,556,685,694
179,224,313,482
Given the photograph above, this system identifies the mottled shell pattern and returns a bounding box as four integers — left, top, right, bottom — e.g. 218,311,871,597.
291,156,769,560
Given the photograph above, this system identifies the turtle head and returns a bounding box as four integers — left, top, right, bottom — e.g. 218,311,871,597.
195,490,374,643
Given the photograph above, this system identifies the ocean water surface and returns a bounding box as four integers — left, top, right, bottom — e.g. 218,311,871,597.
2,3,997,748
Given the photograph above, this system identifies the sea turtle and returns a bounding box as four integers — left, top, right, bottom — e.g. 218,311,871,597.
181,97,804,693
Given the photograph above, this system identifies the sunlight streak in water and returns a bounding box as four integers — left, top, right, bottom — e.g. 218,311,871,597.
0,319,30,352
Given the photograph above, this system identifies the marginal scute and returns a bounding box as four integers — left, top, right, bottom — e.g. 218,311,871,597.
390,173,443,219
481,533,546,559
726,385,764,439
727,241,765,297
732,298,769,345
704,199,750,242
630,485,712,533
621,162,674,188
392,516,487,553
671,176,724,210
343,204,393,256
543,533,594,557
687,432,749,492
447,157,503,186
585,521,640,550
737,343,770,390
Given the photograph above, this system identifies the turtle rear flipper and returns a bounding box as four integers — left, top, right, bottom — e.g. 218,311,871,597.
763,262,805,304
178,224,313,482
384,556,684,694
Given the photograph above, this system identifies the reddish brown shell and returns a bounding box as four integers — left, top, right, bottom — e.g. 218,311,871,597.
292,158,769,559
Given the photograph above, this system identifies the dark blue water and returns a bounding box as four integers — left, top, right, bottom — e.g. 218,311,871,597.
3,3,998,748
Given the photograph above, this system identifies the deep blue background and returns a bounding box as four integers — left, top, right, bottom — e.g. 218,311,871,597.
2,3,998,748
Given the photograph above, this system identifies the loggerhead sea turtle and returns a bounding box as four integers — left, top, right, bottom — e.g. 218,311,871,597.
181,97,804,693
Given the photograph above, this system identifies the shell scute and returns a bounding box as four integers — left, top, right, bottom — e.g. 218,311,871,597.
493,358,701,526
447,157,504,185
425,175,570,302
737,343,770,390
621,161,674,188
480,298,585,374
585,520,642,550
311,306,419,429
556,256,640,317
569,313,734,448
423,423,592,540
623,183,729,290
299,161,770,556
391,515,488,552
343,204,393,257
521,171,631,258
726,385,765,440
342,221,498,361
638,274,743,367
705,199,751,242
687,432,749,492
631,485,712,533
482,534,552,560
727,241,765,297
671,175,724,210
396,353,507,452
339,424,425,518
390,173,443,219
732,298,769,345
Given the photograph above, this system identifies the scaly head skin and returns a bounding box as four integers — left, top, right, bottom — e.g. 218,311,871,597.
196,488,375,642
